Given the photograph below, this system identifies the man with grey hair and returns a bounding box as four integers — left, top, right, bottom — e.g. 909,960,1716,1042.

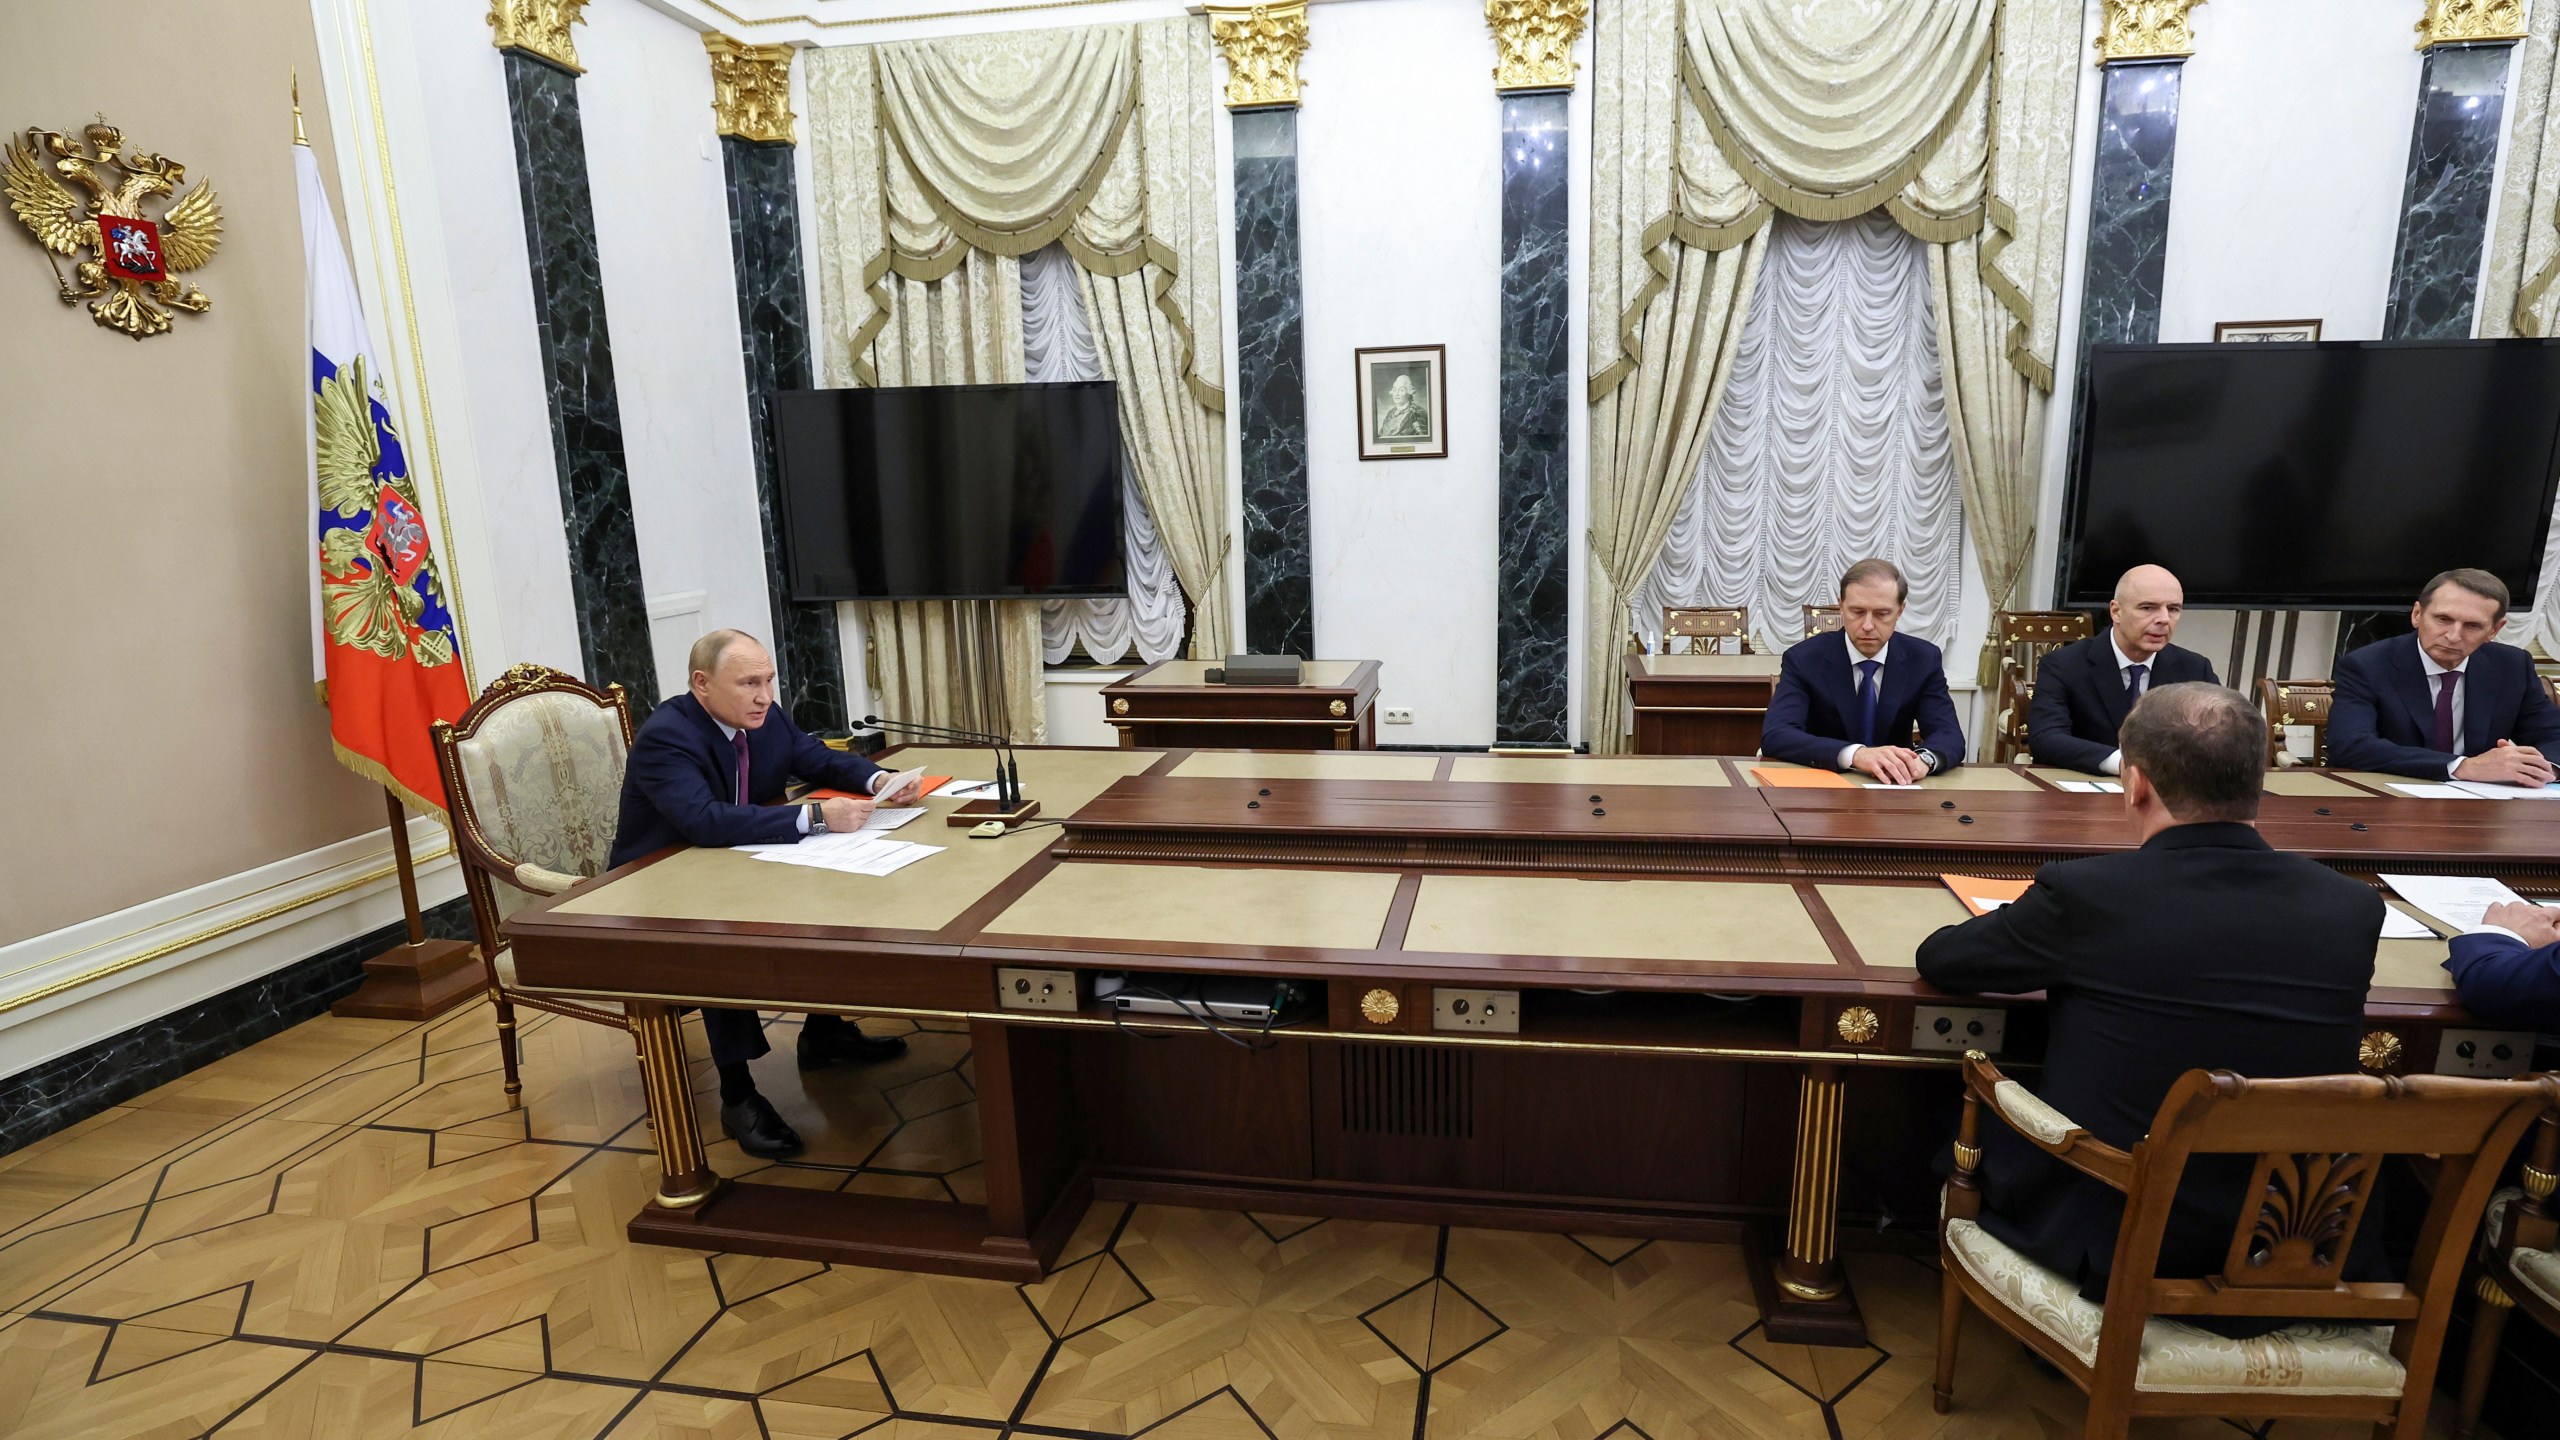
2329,567,2560,784
1919,683,2382,1328
610,629,926,1158
2027,564,2218,774
1761,557,1966,781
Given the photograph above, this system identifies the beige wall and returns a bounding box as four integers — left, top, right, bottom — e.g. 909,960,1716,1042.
0,0,389,944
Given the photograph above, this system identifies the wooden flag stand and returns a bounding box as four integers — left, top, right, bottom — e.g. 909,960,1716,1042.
331,789,486,1021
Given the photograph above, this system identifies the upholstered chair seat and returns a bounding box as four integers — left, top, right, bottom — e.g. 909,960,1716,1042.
433,664,638,1104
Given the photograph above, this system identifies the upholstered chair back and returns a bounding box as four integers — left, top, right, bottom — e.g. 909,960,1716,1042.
436,665,634,898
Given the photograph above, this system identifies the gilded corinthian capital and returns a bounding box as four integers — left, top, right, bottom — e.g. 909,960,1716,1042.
705,35,797,144
488,0,589,74
2415,0,2526,50
2094,0,2204,64
1486,0,1589,92
1205,3,1310,110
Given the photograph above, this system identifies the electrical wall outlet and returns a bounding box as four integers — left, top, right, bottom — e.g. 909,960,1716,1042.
2434,1028,2536,1077
996,967,1079,1013
1432,987,1519,1033
1910,1005,2006,1055
1383,707,1415,725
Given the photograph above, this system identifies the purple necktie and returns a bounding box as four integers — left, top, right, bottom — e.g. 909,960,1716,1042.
731,729,751,805
2432,671,2459,754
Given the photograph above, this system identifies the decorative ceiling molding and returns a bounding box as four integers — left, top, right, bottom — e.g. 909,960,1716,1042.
1204,3,1309,109
705,34,797,142
2414,0,2527,50
488,0,590,73
1485,0,1589,93
2092,0,2204,65
629,0,1206,48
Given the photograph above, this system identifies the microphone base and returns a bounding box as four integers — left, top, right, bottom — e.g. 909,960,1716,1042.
947,797,1041,828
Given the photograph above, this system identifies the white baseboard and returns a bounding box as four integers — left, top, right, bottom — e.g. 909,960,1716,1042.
0,817,465,1078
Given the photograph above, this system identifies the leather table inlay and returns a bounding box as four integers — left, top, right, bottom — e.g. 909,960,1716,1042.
1403,875,1835,967
985,863,1401,950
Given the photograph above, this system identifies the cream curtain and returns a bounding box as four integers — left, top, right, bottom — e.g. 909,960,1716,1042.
1589,0,2081,746
2482,1,2560,655
1635,212,1966,653
1025,243,1187,666
803,19,1229,735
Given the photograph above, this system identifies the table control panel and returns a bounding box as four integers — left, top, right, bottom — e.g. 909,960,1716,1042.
1911,1004,2006,1056
1433,988,1521,1033
2435,1028,2537,1078
996,967,1080,1014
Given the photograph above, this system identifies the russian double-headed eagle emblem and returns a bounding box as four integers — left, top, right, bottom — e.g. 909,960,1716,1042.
6,121,223,339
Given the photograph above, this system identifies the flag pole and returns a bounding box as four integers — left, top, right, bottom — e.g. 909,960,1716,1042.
296,65,482,1021
331,788,484,1021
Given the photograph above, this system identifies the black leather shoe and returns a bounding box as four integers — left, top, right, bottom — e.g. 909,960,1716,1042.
719,1094,804,1158
797,1025,909,1071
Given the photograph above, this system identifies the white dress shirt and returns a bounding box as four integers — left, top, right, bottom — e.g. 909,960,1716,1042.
714,717,888,833
2099,633,2154,776
2418,649,2470,779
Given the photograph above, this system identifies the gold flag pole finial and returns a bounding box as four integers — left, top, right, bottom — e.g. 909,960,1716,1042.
292,68,309,147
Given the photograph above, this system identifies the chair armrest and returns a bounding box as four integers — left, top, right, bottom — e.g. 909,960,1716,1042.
1959,1052,2135,1193
512,861,584,895
2500,1112,2560,1257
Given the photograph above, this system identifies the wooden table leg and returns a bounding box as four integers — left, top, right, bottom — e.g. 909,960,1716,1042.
1756,1062,1867,1345
630,1003,724,1217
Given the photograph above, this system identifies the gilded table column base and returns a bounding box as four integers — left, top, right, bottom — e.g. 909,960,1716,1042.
1755,1063,1868,1346
630,1003,726,1216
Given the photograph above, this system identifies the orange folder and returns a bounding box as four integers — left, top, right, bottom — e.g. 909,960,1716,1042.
808,776,951,803
1751,766,1856,789
1942,874,2032,917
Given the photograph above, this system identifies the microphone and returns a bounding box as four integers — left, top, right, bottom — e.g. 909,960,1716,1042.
861,715,1024,807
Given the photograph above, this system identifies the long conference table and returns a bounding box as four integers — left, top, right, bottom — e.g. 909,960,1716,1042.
504,747,2560,1345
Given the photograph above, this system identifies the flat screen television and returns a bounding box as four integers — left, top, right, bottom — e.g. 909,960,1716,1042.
2058,340,2560,609
774,382,1125,601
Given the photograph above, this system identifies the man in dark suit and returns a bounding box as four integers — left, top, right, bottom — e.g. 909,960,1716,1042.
1918,682,2383,1320
1761,558,1966,782
2327,568,2560,785
2026,563,2218,774
610,629,927,1158
2446,900,2560,1033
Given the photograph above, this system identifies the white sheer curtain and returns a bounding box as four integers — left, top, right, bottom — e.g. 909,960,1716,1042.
1023,243,1186,665
1634,210,1963,652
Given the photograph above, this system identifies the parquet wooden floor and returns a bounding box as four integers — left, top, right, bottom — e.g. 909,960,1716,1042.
0,999,2498,1439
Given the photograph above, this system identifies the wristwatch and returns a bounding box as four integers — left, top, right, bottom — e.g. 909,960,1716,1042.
1913,748,1941,775
806,803,828,834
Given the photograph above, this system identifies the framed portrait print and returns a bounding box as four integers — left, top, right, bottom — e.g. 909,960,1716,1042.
1354,344,1447,460
2213,318,2322,343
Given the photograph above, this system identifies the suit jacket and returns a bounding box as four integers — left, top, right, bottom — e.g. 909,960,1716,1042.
1916,823,2383,1300
2327,633,2560,780
609,693,885,869
2024,635,2219,774
2446,930,2560,1035
1760,630,1966,771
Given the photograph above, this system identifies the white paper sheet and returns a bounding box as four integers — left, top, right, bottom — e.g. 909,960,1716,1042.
748,833,942,877
2388,783,2478,800
870,766,930,804
933,778,1001,799
862,807,925,832
2451,780,2560,800
2379,905,2437,940
2380,874,2529,932
2054,780,2123,794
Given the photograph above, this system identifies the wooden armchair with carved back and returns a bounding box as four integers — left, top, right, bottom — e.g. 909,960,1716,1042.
431,663,637,1105
2455,1107,2560,1437
1937,1052,2558,1440
1801,605,1845,637
1662,606,1753,656
1988,610,2092,763
2259,679,2337,769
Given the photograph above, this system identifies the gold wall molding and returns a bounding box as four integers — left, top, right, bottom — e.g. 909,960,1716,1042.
704,34,797,143
2094,0,2205,64
1486,0,1588,92
1205,3,1310,110
2415,0,2526,49
488,0,590,74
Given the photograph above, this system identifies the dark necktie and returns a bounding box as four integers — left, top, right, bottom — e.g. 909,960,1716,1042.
2432,671,2459,754
1856,659,1881,747
2125,662,2147,700
731,729,751,805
